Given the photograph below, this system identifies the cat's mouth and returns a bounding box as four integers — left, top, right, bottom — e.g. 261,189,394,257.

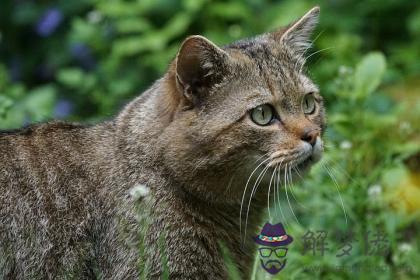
266,138,323,172
267,153,313,172
295,155,315,171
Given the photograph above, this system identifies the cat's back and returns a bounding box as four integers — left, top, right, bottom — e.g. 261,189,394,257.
0,121,105,278
0,121,94,191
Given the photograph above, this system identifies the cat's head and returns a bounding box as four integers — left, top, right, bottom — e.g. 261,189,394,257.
160,7,325,200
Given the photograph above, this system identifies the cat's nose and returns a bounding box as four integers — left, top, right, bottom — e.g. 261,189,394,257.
301,128,319,146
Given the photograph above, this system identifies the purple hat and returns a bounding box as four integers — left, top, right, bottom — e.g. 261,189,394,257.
254,223,293,247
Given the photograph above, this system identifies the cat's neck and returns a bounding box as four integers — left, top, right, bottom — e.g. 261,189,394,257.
101,69,269,204
97,70,268,230
142,175,265,275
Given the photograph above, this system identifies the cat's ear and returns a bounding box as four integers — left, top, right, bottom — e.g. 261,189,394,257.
175,35,229,103
272,6,320,55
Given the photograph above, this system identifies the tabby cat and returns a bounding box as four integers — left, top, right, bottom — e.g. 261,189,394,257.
0,7,325,279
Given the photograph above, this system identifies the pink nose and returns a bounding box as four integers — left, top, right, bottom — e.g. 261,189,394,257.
301,129,319,146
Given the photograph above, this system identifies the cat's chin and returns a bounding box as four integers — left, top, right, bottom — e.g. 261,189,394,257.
292,138,323,175
293,152,322,177
280,153,321,180
295,156,315,173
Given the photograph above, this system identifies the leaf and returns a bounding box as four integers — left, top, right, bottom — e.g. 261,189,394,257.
0,64,10,91
97,2,144,17
57,68,84,88
208,2,251,20
0,95,14,118
57,68,96,92
70,18,99,42
158,233,169,280
24,85,56,122
219,241,241,280
115,18,152,34
182,0,206,12
354,52,386,99
113,34,166,56
161,12,191,39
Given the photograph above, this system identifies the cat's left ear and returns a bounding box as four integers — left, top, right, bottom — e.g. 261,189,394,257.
272,6,320,55
175,35,229,104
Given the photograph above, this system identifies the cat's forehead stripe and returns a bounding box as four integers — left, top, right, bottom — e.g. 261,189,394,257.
227,41,306,94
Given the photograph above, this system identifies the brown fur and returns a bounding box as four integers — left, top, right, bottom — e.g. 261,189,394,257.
0,7,324,279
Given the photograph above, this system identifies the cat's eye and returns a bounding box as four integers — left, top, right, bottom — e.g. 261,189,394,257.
250,104,274,126
302,93,316,115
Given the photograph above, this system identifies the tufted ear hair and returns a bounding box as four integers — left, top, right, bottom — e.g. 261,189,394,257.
272,6,320,56
175,35,229,104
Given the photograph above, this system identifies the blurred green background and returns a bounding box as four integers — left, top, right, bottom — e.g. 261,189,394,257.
0,0,419,279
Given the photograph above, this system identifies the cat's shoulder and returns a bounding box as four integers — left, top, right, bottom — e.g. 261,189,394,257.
0,121,86,138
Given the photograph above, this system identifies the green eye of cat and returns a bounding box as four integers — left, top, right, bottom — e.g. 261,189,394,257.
302,93,316,114
250,104,274,126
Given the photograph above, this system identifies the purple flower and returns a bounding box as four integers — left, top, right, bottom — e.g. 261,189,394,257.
36,8,63,37
70,43,96,70
54,99,73,118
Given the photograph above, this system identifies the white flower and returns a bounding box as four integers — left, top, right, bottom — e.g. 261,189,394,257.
398,243,412,253
338,65,352,75
129,184,150,200
340,140,352,150
399,121,411,132
367,184,382,198
87,10,103,24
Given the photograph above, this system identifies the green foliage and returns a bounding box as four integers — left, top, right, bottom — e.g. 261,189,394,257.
0,0,419,279
219,241,242,280
261,51,419,279
354,52,386,99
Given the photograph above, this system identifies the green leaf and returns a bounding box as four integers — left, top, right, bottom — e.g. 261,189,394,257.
0,95,14,118
219,241,241,280
57,68,96,92
57,68,85,88
158,233,169,280
354,52,386,99
182,0,206,12
70,18,99,42
115,18,152,34
161,12,191,39
113,34,166,56
208,2,251,20
24,85,56,122
97,2,144,17
0,64,10,91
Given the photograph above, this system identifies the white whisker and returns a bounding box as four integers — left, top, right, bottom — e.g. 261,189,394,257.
240,157,271,243
267,165,278,223
275,161,288,227
293,165,304,180
289,167,308,209
299,47,334,73
294,30,325,71
322,162,348,225
244,163,271,242
273,164,279,215
323,157,356,184
253,152,270,164
285,164,301,226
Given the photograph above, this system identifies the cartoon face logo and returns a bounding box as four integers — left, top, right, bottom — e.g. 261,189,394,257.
258,246,288,274
254,223,293,275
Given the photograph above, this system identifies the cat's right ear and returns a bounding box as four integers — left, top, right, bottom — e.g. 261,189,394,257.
271,6,320,56
175,35,229,104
